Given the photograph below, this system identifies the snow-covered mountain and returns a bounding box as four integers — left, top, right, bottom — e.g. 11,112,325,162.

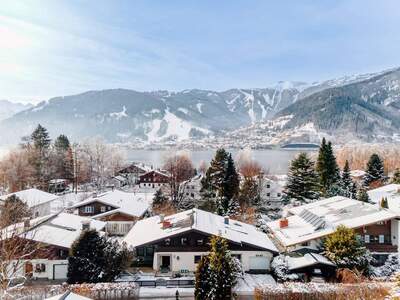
222,68,400,146
0,100,32,122
0,67,399,146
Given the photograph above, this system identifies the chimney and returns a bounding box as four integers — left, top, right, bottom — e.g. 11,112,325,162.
159,214,165,223
92,192,97,198
224,216,229,225
81,220,91,231
279,218,289,228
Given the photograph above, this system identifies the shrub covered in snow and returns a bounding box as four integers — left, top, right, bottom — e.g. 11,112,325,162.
271,255,299,282
372,254,400,279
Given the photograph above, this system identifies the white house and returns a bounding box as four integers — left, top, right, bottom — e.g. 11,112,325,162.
4,213,106,281
71,190,154,236
267,196,399,258
261,177,284,209
178,174,203,204
123,208,278,274
0,188,61,217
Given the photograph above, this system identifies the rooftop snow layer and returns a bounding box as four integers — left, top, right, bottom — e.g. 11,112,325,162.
124,208,278,252
0,188,59,208
267,196,397,247
287,253,335,271
72,190,154,218
368,184,400,213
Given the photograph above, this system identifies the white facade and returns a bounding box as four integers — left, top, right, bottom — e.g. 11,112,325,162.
261,178,283,208
152,250,273,273
11,259,68,280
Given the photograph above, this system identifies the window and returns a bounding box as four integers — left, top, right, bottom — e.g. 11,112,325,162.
266,184,270,188
35,263,46,273
196,239,204,246
191,193,195,197
277,193,281,197
379,235,385,244
365,235,370,243
181,237,188,245
100,206,106,212
136,248,144,256
267,193,270,197
194,255,201,263
83,206,94,213
232,254,242,261
165,238,171,246
59,249,68,259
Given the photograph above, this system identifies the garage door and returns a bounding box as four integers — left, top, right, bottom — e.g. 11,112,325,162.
249,256,269,271
53,264,68,280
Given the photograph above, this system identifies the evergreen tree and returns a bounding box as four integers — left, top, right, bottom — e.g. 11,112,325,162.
152,188,168,207
31,124,51,151
357,188,370,203
284,153,320,203
363,153,385,187
340,160,357,199
0,195,31,227
217,154,240,216
201,149,240,216
67,229,130,283
54,134,70,152
29,124,52,189
316,138,340,195
195,236,242,300
195,255,212,300
380,197,389,209
392,168,400,184
324,225,372,272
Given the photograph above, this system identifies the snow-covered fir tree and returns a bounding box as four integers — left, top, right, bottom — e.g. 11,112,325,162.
284,152,320,203
271,255,299,282
201,149,240,216
363,153,386,187
152,188,168,207
338,160,357,199
316,138,340,196
194,236,242,300
67,229,130,284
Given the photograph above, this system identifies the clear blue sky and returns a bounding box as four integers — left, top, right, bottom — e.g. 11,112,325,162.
1,0,400,103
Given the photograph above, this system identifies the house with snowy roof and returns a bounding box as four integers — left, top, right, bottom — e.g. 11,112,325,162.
118,162,153,185
139,170,170,191
123,208,278,275
267,196,399,262
71,190,154,235
0,188,61,218
368,184,400,213
3,212,105,281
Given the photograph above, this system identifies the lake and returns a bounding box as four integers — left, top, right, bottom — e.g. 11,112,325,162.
123,148,317,175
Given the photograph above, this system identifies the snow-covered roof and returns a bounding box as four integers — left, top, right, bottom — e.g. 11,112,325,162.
72,190,154,218
113,175,127,182
287,253,335,271
350,170,366,178
46,292,92,300
368,184,400,213
0,188,59,208
124,208,278,253
22,213,106,249
267,196,397,247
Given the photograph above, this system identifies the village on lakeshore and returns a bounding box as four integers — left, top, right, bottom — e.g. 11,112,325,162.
0,124,400,299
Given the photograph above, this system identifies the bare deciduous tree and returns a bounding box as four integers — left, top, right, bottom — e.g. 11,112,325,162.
163,152,195,205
